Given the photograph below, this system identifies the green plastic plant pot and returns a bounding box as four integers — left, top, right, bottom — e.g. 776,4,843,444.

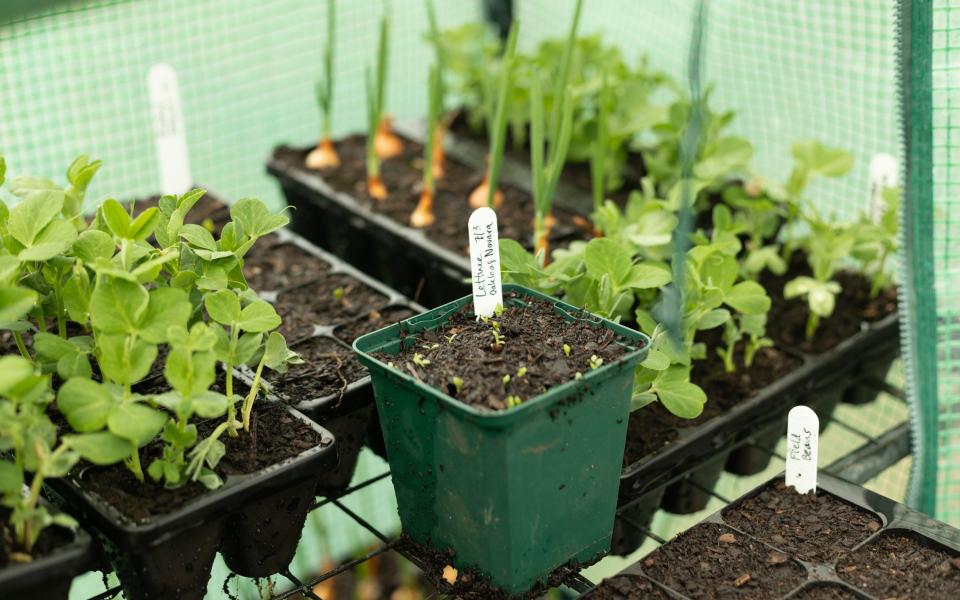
353,284,649,594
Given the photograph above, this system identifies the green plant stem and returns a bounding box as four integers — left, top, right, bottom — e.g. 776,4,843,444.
53,275,66,338
226,325,239,437
13,331,30,360
18,444,67,551
128,442,144,482
241,355,267,432
805,312,820,341
721,346,735,373
485,19,519,208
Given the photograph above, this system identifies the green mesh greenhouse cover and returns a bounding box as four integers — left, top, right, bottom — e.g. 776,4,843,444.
0,0,954,522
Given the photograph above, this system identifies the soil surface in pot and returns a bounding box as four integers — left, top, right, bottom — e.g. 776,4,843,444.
244,241,328,292
379,293,632,411
587,575,672,599
78,400,324,522
622,333,802,465
721,480,881,563
640,523,806,598
0,508,76,567
761,252,898,354
836,531,960,599
268,336,368,401
396,534,585,600
791,584,863,599
275,137,583,256
276,274,389,339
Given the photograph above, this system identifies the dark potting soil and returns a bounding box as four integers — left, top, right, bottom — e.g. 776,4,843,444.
836,531,960,599
268,336,368,401
640,523,806,599
243,242,329,292
79,401,324,522
380,294,631,411
721,480,881,563
621,334,801,466
333,305,418,345
761,254,898,354
587,575,672,599
0,507,75,568
276,137,583,256
275,274,388,340
790,584,863,600
396,534,586,600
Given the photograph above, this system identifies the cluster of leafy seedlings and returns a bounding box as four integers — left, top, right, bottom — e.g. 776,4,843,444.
0,155,298,495
437,1,673,195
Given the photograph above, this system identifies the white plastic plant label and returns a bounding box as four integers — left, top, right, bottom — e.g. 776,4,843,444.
148,63,192,195
786,406,819,494
468,207,503,318
867,153,898,222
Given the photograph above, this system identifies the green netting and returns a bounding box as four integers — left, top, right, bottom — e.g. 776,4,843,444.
1,0,955,595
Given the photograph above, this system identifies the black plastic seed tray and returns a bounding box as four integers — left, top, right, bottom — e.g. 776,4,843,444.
248,228,424,485
585,471,960,599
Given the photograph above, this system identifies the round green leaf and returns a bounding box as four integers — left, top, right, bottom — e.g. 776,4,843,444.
204,289,241,324
63,432,132,465
57,378,114,432
107,403,167,447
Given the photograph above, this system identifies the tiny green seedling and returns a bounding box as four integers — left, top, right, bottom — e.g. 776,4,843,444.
502,374,511,386
516,366,527,377
589,355,604,370
506,395,523,408
562,343,572,357
412,352,431,367
451,376,463,394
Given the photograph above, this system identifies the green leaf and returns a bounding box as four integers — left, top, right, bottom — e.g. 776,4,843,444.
792,140,854,177
238,300,281,333
696,308,731,330
7,189,65,246
655,378,706,419
64,432,132,465
204,289,240,324
230,198,289,239
621,263,671,290
129,208,160,241
164,347,216,398
584,238,632,287
0,460,24,494
19,220,78,261
724,281,771,315
97,334,158,385
57,352,92,380
108,403,167,447
90,277,149,334
192,391,229,418
0,356,35,395
100,199,132,238
263,332,298,371
34,332,74,360
180,224,218,251
139,287,191,344
640,348,670,371
73,230,115,263
57,378,114,432
0,286,37,323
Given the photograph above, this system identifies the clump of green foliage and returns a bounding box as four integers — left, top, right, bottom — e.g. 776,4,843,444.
0,155,299,493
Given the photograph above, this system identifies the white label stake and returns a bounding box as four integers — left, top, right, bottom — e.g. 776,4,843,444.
148,64,192,195
468,207,503,318
786,406,819,494
867,153,898,222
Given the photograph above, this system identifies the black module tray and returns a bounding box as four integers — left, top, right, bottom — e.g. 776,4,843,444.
0,499,95,600
245,227,424,488
584,472,960,599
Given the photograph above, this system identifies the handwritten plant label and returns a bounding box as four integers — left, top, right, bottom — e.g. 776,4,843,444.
786,406,819,494
468,207,502,318
148,63,192,195
867,153,898,222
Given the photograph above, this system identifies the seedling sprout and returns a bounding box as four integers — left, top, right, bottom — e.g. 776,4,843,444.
305,0,340,170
